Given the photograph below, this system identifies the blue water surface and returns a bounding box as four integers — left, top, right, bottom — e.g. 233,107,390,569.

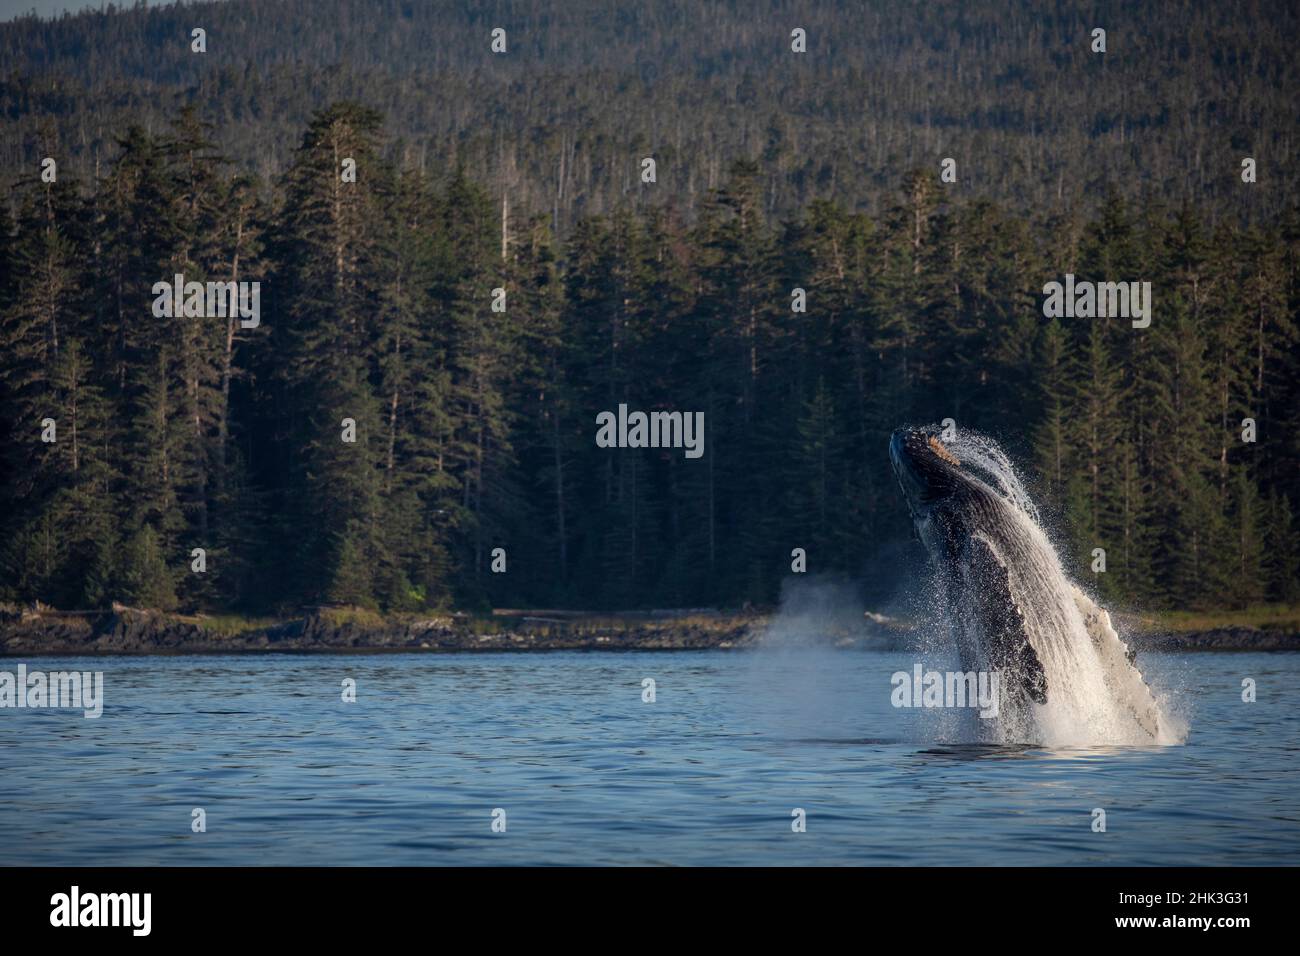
0,650,1296,865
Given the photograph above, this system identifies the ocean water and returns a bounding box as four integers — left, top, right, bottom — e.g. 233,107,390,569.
0,649,1297,866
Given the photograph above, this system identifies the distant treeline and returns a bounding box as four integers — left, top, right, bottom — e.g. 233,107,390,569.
0,103,1297,614
1,0,1297,227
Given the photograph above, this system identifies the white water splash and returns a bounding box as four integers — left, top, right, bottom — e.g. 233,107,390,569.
930,431,1184,747
946,431,1039,524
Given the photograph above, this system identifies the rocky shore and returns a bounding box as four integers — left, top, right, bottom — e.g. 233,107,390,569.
0,605,767,655
1125,627,1300,652
1,604,1296,656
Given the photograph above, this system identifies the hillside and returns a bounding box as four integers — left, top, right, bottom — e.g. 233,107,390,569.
2,0,1297,226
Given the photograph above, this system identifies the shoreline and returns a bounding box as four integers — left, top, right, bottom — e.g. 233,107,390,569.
2,605,1298,656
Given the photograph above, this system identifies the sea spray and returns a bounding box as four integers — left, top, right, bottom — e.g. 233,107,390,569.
745,576,918,743
920,430,1181,746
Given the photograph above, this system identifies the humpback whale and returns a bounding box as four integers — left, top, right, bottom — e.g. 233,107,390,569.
890,425,1165,744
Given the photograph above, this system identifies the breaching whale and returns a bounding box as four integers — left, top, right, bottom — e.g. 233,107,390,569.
889,425,1165,744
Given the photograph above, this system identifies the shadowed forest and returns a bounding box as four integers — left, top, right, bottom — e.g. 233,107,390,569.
0,0,1297,614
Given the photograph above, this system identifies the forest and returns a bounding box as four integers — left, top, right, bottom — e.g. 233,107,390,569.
0,1,1296,615
3,0,1298,224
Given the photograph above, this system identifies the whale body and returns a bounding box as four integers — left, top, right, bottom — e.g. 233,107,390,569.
890,425,1164,744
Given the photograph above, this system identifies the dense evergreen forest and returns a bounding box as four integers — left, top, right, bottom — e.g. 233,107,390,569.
2,0,1298,224
0,1,1297,615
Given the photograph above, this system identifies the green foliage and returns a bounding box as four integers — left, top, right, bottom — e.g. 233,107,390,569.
3,1,1296,224
119,525,179,611
0,103,1296,617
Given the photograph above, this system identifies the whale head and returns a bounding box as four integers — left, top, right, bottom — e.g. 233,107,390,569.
889,426,970,517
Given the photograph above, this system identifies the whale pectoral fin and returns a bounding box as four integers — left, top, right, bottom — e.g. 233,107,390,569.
968,536,1048,705
1070,585,1161,739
